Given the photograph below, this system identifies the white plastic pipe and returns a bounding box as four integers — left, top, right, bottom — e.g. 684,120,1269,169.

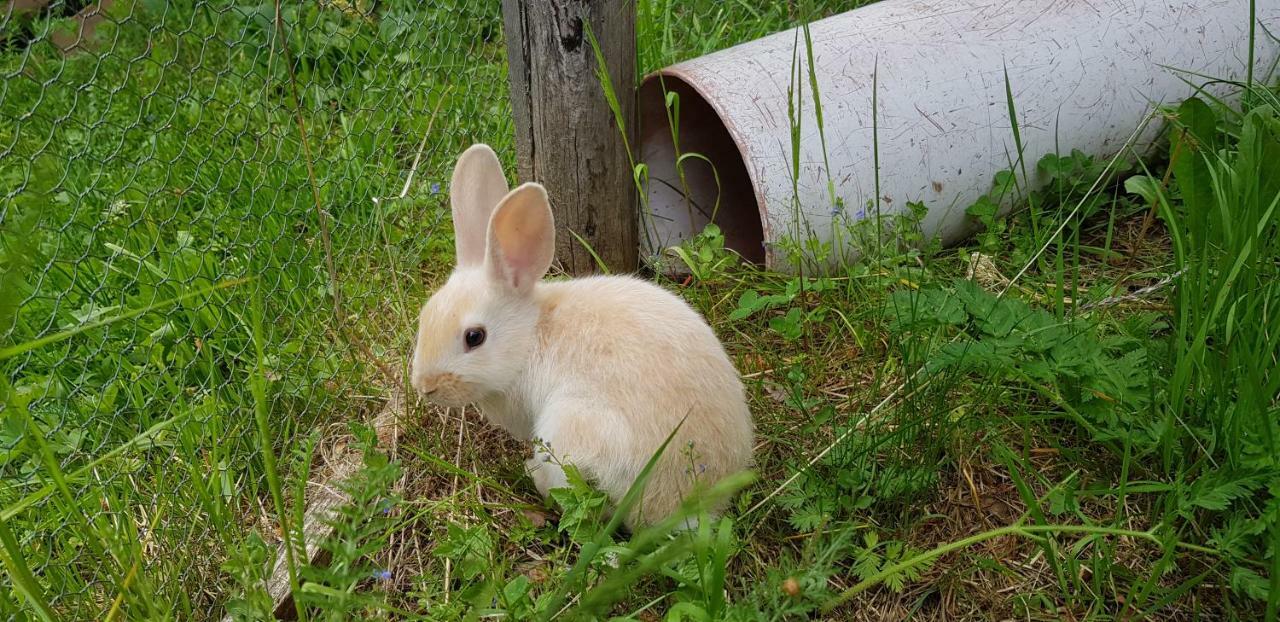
638,0,1280,271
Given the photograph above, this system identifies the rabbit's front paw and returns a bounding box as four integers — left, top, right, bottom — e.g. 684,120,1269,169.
525,454,568,499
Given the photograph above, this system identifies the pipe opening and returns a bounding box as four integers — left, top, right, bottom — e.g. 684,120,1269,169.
638,73,765,265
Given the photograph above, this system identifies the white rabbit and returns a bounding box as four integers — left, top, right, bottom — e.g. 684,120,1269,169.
411,144,753,528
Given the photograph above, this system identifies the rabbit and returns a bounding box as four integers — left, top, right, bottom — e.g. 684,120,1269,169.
410,144,753,528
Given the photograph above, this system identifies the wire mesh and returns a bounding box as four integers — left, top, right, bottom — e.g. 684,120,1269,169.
0,0,509,617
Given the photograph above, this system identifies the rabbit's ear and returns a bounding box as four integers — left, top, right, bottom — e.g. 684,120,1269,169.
450,144,509,268
486,182,556,295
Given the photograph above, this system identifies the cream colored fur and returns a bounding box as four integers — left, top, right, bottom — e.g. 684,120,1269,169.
411,144,753,528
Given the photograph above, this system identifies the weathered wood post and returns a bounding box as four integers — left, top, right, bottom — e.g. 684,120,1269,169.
501,0,638,274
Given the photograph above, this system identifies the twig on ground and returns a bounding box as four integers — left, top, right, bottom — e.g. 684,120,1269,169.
1078,270,1184,312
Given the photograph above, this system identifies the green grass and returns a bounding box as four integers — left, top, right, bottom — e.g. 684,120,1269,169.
2,1,1277,621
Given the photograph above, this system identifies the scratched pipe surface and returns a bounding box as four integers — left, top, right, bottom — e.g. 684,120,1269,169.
638,0,1280,272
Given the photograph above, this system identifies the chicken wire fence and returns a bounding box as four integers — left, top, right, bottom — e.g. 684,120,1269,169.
0,0,509,617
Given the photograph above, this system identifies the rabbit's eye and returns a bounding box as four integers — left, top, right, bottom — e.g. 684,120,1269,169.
463,327,486,351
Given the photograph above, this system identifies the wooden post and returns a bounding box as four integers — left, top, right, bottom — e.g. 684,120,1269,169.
502,0,638,275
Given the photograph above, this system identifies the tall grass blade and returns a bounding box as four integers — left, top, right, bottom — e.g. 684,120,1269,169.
539,415,690,621
0,519,57,621
0,277,249,361
584,24,656,253
1,412,192,521
248,288,307,622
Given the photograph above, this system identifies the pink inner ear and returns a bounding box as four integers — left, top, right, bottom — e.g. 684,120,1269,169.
488,184,554,292
497,213,539,288
495,242,531,290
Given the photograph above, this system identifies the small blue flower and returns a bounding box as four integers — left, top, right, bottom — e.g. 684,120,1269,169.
854,208,867,220
374,569,392,581
698,463,707,474
430,182,441,195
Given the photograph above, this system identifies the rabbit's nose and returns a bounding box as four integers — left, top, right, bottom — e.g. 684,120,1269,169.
412,373,438,396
